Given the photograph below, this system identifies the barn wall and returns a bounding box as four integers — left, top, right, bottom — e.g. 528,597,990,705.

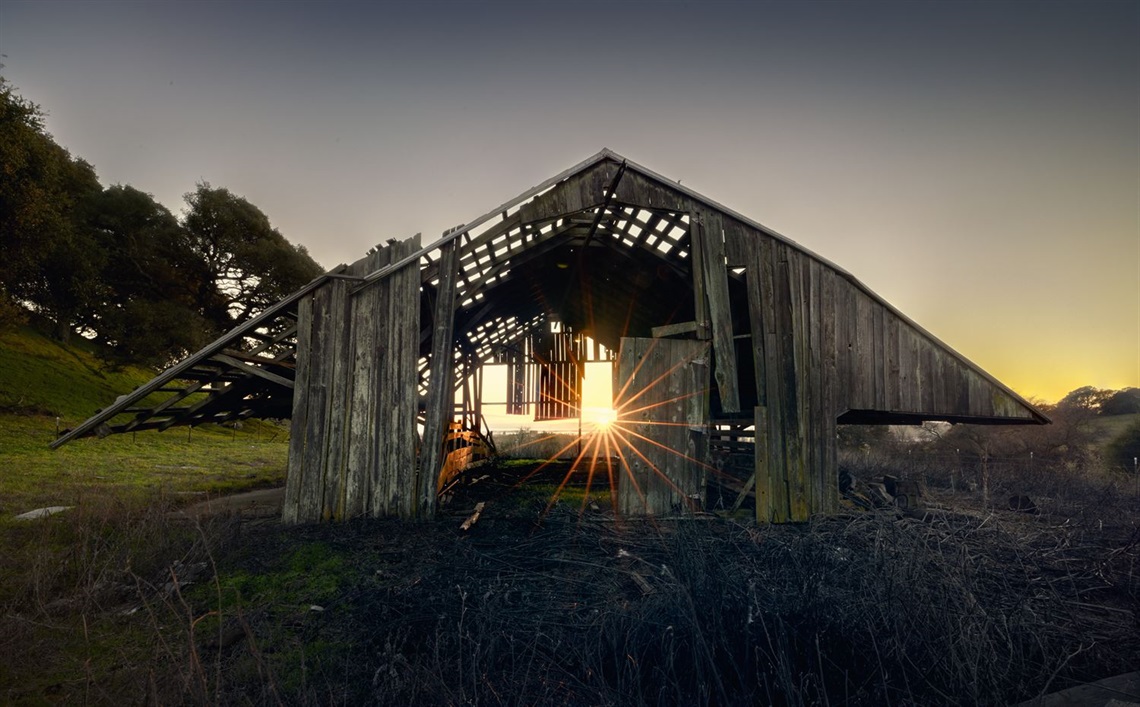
284,236,421,523
732,234,837,521
724,220,1037,521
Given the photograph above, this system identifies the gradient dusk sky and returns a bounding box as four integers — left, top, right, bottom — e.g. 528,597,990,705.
1,0,1136,403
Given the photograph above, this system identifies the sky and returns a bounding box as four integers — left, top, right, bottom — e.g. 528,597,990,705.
1,0,1137,406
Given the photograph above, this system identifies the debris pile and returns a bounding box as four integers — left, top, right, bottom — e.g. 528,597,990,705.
840,471,925,511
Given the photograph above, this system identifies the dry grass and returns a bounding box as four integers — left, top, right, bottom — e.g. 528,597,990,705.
2,454,1137,705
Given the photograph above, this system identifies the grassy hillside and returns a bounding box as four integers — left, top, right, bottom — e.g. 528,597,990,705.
0,323,290,516
0,324,156,419
1091,412,1140,449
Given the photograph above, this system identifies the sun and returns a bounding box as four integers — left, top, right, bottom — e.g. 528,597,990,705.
585,406,617,430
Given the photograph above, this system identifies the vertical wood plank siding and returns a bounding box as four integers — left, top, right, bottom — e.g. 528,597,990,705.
282,294,313,524
726,222,1037,521
695,206,741,413
284,236,421,523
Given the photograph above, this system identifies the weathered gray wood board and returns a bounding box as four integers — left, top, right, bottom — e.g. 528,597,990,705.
417,238,460,521
694,206,740,413
615,337,710,516
284,236,421,523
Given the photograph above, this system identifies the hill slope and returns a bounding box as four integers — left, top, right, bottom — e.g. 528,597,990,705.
0,323,289,516
0,323,156,422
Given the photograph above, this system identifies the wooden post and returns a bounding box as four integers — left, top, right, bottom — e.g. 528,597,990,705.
696,208,740,413
473,361,483,433
688,214,712,341
283,294,313,524
418,238,460,520
754,406,770,522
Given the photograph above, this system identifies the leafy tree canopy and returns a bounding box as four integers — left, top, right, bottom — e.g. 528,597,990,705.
79,185,216,363
1057,386,1113,414
1,73,324,362
1100,388,1140,417
182,184,323,329
1,75,102,341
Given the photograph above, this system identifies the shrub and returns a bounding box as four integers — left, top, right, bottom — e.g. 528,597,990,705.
1105,419,1140,474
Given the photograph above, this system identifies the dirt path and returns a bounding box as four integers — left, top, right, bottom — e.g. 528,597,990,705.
173,486,284,519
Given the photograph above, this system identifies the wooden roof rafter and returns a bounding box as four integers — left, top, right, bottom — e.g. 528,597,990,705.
51,270,342,447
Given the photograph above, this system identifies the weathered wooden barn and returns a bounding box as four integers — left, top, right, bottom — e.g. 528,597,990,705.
54,149,1047,523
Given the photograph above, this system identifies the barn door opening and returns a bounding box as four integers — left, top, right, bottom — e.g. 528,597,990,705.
614,337,711,515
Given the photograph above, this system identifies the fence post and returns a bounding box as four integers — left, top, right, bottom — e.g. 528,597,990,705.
981,452,990,506
952,448,959,492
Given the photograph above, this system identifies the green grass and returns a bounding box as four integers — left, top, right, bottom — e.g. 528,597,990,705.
0,324,155,419
0,323,290,517
215,541,349,609
0,322,293,703
0,414,289,516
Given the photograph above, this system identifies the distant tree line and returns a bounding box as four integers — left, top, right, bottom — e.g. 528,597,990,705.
839,385,1140,476
0,75,323,363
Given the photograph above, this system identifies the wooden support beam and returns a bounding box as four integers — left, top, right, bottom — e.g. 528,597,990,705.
356,149,619,293
473,360,483,431
696,208,741,413
732,472,756,512
123,380,208,432
157,380,244,431
418,238,460,520
245,324,298,356
754,406,771,522
211,354,296,389
52,269,338,448
650,321,699,338
283,294,313,524
581,160,627,249
688,215,712,341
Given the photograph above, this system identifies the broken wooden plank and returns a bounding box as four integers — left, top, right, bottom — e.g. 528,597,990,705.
460,501,486,531
732,472,756,512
